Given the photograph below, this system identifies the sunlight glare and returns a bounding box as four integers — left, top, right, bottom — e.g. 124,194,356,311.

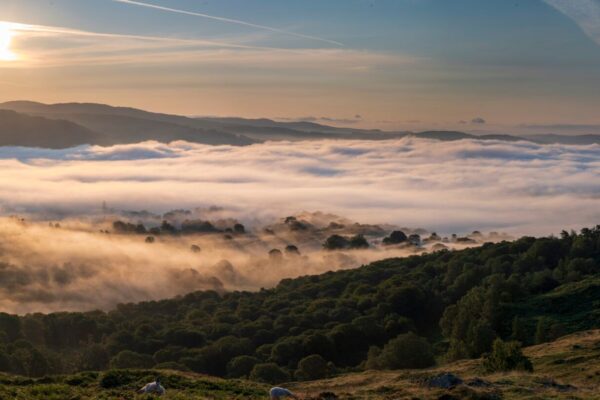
0,22,18,61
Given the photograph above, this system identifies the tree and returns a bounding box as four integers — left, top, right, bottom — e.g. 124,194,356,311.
234,223,246,234
109,350,154,369
249,363,290,384
534,317,550,344
227,355,259,378
349,235,369,249
269,249,283,261
408,234,421,246
367,332,435,370
483,339,533,373
440,287,499,360
295,354,330,381
382,231,407,245
285,245,300,255
510,316,528,345
80,344,110,371
0,313,21,342
323,235,349,250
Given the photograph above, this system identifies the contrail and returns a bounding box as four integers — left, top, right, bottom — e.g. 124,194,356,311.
6,20,287,51
112,0,343,47
543,0,600,45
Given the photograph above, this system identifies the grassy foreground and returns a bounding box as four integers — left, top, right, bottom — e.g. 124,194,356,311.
290,329,600,400
1,330,600,400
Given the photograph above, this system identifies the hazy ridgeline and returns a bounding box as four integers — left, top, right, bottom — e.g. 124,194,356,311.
0,209,496,314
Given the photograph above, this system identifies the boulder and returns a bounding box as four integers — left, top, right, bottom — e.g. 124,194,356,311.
426,373,463,389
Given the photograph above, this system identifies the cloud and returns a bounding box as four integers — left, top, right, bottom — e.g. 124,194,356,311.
471,117,486,124
543,0,600,45
0,138,597,237
0,211,431,314
1,20,406,70
112,0,344,47
0,137,597,313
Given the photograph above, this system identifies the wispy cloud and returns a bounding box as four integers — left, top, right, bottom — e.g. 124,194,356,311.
543,0,600,45
112,0,344,47
1,20,398,69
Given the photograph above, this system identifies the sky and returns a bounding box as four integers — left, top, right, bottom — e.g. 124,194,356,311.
1,0,600,130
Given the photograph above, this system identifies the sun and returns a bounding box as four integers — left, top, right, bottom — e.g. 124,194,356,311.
0,22,18,61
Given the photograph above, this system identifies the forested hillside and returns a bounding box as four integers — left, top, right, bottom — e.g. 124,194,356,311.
0,227,598,381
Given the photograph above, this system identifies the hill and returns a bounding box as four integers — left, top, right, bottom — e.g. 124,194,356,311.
0,226,598,383
0,102,257,147
290,329,600,399
4,100,600,148
0,330,598,399
0,110,100,149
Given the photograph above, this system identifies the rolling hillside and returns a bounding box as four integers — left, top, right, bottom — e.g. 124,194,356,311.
0,110,100,149
3,101,599,148
0,330,598,399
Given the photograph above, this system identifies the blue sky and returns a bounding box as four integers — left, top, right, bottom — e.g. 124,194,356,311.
1,0,600,131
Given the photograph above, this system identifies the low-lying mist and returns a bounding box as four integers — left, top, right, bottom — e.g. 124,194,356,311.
0,136,598,313
0,211,492,314
0,137,598,235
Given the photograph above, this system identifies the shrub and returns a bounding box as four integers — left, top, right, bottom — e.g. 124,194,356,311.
349,235,369,249
109,350,154,369
249,363,290,384
99,370,134,388
382,231,407,245
366,332,435,370
295,354,330,381
483,339,533,373
323,235,350,250
227,355,259,378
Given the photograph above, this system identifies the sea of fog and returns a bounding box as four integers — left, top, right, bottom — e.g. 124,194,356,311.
0,137,598,235
0,137,598,313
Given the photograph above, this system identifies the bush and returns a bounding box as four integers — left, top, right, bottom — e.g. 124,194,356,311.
295,354,330,381
382,231,407,245
109,350,154,369
483,339,533,373
323,235,349,250
366,332,435,370
349,235,369,249
79,344,110,371
249,363,290,384
227,355,259,378
99,370,134,388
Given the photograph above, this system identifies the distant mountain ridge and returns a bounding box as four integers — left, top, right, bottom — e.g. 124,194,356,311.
0,109,100,149
1,101,599,148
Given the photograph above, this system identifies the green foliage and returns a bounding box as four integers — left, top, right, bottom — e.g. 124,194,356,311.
226,355,259,378
99,369,135,388
382,230,407,245
323,234,349,250
349,234,369,249
295,354,329,381
482,339,533,373
110,350,154,369
535,317,550,344
441,287,498,360
0,226,599,380
323,234,369,250
249,363,290,384
366,332,435,370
